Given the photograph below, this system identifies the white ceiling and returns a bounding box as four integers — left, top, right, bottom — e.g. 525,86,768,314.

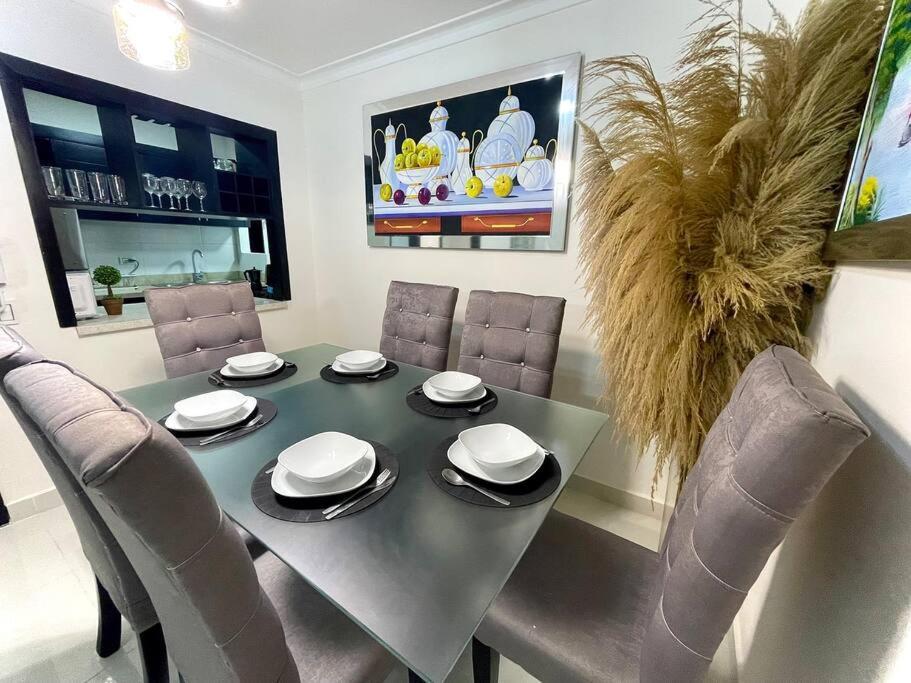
182,0,508,75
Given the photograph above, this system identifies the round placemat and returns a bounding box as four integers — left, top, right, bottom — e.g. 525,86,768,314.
427,435,561,508
208,361,298,388
320,362,399,384
159,398,277,447
251,440,399,523
406,385,498,418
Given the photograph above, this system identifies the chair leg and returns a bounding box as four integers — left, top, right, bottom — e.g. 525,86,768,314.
137,624,169,683
95,577,122,658
472,637,500,683
407,669,423,682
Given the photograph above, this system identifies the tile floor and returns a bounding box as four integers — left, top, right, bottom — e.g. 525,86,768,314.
0,487,661,683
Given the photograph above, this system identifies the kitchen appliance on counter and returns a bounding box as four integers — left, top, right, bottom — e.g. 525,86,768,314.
66,271,97,319
243,267,264,295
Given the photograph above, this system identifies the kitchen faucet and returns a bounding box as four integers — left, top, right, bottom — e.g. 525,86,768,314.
191,249,205,284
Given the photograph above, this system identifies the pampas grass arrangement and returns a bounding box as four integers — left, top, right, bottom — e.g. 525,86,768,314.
578,0,887,489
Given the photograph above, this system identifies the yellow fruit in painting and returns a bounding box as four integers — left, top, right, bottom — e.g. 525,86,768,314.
416,148,432,168
379,183,393,202
430,146,442,165
405,152,417,169
393,153,405,171
401,138,416,155
415,142,428,155
465,176,483,198
493,174,513,198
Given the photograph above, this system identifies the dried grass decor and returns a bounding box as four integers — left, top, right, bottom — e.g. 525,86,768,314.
577,0,888,488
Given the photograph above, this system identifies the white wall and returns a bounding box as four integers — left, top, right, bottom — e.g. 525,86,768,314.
0,0,317,512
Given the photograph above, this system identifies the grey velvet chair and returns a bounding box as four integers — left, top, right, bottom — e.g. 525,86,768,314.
146,282,266,378
379,280,458,371
0,325,167,682
457,290,565,398
472,345,870,682
5,357,395,683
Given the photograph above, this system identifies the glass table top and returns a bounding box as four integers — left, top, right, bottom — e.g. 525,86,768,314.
121,343,607,682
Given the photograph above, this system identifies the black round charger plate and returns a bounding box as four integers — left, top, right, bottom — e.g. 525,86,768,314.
406,385,498,418
159,398,277,446
320,362,399,384
427,435,561,508
251,440,399,522
208,361,298,388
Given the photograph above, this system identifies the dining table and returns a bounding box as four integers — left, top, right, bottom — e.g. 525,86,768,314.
120,343,608,682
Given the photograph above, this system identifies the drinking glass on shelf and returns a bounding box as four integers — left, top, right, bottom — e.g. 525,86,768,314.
41,166,66,198
65,169,90,202
191,180,208,212
108,175,128,205
87,172,111,204
176,178,191,210
142,173,160,207
159,176,177,209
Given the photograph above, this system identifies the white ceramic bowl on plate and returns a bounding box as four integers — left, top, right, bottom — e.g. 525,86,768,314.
447,439,545,485
335,350,384,371
427,371,482,398
271,444,376,498
277,431,369,483
422,380,486,404
458,423,538,469
331,358,387,375
165,396,256,432
174,390,248,425
226,351,279,374
221,358,284,378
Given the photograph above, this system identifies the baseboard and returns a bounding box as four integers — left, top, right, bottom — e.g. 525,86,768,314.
6,487,62,523
567,474,671,520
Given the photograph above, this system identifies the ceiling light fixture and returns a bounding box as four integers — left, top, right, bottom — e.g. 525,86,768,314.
192,0,240,7
113,0,190,71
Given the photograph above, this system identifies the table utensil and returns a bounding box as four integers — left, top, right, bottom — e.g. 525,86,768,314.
226,351,279,374
176,178,191,210
458,423,537,469
159,176,177,209
65,169,90,201
198,414,264,446
141,173,159,207
427,371,482,398
108,174,128,205
271,445,376,498
324,474,397,519
174,389,247,425
191,180,207,212
335,350,384,370
87,172,111,204
322,468,392,515
466,396,498,415
278,432,369,483
441,468,510,506
165,396,256,433
446,439,545,485
41,166,65,198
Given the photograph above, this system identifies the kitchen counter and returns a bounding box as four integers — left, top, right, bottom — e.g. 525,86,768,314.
75,298,288,337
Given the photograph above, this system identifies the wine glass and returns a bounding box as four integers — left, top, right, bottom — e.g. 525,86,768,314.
159,176,177,209
191,181,208,212
142,173,160,207
176,178,191,210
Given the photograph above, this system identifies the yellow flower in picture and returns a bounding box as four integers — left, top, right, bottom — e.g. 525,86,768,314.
858,176,878,209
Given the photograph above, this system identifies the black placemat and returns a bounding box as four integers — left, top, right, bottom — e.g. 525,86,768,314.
251,440,399,522
406,385,498,418
427,435,561,508
159,399,277,447
208,361,298,388
320,362,399,384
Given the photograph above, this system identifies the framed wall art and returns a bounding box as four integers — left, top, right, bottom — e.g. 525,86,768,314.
363,53,581,252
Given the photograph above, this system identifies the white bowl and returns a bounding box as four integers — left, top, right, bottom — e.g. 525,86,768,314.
174,390,248,425
458,424,539,469
448,439,545,485
271,445,376,498
226,351,279,374
335,350,384,370
278,431,369,483
427,371,482,398
331,358,387,376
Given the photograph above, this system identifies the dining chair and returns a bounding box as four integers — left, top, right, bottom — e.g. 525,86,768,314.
472,345,870,682
0,326,167,682
457,290,565,398
379,280,458,371
5,357,395,683
146,282,266,378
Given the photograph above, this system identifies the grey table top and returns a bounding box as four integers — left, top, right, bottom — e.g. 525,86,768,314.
121,343,607,682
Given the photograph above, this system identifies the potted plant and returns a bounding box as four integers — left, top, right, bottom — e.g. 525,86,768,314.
93,265,124,316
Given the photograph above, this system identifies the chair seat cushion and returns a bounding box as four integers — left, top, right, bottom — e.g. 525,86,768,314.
477,511,659,683
255,552,394,683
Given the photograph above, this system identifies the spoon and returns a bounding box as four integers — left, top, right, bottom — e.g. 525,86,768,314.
442,468,510,506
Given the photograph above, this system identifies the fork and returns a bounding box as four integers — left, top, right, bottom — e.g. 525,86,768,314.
322,468,392,515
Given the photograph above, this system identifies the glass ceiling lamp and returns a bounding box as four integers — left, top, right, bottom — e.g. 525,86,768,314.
113,0,190,71
192,0,240,6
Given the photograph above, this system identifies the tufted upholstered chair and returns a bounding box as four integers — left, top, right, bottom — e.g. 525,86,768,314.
379,280,458,371
146,282,266,378
457,290,565,398
5,357,395,683
0,326,166,682
472,345,870,682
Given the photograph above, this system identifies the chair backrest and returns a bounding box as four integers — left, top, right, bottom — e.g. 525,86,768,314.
457,290,565,398
638,346,869,681
146,282,266,378
379,280,458,371
5,358,297,682
0,326,157,633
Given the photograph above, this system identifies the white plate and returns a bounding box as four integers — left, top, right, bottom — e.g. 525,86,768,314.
447,439,545,485
278,431,369,483
459,423,538,469
226,351,279,373
220,358,284,378
174,389,247,425
422,380,487,404
271,444,376,498
335,349,384,370
331,358,387,375
427,371,482,398
165,396,257,433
